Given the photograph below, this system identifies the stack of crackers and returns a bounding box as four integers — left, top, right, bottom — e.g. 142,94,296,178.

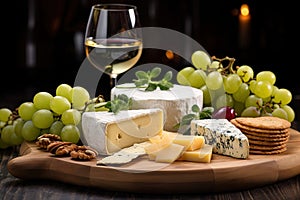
230,116,291,155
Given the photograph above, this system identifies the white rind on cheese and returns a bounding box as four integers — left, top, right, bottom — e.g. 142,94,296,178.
190,119,249,159
81,108,163,155
111,83,203,131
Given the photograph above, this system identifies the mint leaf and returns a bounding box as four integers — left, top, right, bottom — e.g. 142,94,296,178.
133,67,174,91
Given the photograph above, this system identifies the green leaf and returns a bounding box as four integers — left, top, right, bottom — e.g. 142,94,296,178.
105,94,132,114
135,71,149,80
191,104,200,113
145,82,157,91
202,106,214,114
181,113,197,125
163,71,173,81
149,67,161,79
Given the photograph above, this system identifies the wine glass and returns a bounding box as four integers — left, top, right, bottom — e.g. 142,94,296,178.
84,4,142,88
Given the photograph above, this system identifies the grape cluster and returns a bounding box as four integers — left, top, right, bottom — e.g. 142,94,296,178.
0,84,100,149
177,50,295,122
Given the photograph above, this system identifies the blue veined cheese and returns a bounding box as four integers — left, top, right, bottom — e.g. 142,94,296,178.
111,83,203,132
81,108,163,155
190,119,249,159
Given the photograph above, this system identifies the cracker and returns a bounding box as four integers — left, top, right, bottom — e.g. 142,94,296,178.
249,143,286,151
245,133,289,142
241,128,290,138
231,118,289,134
248,138,288,146
233,116,291,130
250,146,287,155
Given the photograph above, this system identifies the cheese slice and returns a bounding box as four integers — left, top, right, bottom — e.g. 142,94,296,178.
111,83,203,132
190,119,249,159
173,135,205,151
155,143,185,163
81,108,163,155
179,144,213,163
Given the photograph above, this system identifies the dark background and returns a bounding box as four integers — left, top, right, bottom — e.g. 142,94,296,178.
1,0,299,123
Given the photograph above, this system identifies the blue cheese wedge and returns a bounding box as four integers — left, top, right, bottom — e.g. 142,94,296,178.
190,119,249,159
81,108,163,155
111,83,203,132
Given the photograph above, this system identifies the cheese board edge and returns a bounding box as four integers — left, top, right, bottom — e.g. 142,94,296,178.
7,128,300,194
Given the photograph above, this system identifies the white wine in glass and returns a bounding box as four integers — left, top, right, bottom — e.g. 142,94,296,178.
84,4,142,88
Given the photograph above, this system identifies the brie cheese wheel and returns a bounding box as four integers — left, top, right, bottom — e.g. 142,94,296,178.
111,83,203,132
81,108,163,155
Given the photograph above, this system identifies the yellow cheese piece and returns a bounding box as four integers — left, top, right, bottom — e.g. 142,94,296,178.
145,132,175,160
172,135,205,151
172,135,194,151
186,135,205,151
155,143,185,163
179,144,213,163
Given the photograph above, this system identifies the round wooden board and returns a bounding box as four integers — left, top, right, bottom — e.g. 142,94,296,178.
7,128,300,194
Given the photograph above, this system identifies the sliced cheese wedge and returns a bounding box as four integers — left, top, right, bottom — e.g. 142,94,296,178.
155,143,185,163
173,135,205,151
178,144,213,163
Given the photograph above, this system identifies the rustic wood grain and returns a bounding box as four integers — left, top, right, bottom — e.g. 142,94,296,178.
1,145,300,199
5,129,300,196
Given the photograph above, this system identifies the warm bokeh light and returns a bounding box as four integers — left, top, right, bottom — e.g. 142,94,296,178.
165,50,174,60
240,4,250,16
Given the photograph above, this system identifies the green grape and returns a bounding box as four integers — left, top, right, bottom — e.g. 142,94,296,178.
233,101,245,116
215,94,234,109
209,61,222,69
252,80,273,98
0,138,10,149
0,121,5,129
188,69,207,88
10,131,24,146
60,124,80,143
245,95,263,108
271,85,279,96
61,109,81,125
241,106,261,117
33,91,53,110
49,120,64,135
32,109,54,129
0,108,12,122
236,65,254,82
22,120,40,141
176,67,195,85
50,96,71,115
18,102,38,120
281,105,295,122
232,83,250,102
223,73,242,94
256,71,276,85
1,125,14,145
56,83,72,102
71,86,90,109
13,118,25,138
200,85,211,106
249,80,257,93
272,88,292,105
191,50,211,70
272,108,288,120
206,71,223,90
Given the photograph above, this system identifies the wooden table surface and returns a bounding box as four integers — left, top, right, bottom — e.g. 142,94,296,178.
1,142,300,199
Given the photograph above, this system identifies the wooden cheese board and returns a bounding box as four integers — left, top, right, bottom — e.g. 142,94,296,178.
7,128,300,194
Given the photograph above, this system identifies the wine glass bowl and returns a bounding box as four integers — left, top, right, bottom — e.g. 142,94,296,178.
84,4,142,88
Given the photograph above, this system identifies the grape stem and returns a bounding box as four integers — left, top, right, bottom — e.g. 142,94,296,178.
211,56,236,75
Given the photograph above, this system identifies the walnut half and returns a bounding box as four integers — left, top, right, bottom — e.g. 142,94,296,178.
70,146,98,161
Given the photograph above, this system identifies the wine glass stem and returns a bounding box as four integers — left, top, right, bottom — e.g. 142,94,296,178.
110,74,118,89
